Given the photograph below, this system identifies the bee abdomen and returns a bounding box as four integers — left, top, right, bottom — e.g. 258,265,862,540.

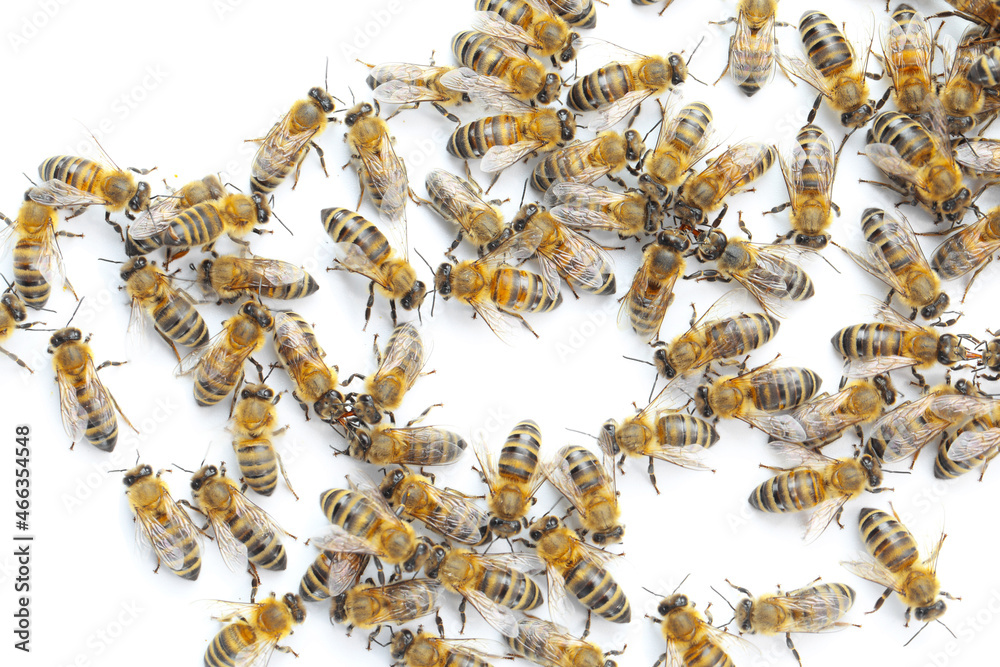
483,569,544,611
234,438,279,495
227,516,286,570
493,268,562,313
567,62,632,111
859,507,918,572
753,368,821,412
321,489,380,539
799,11,852,77
657,413,720,448
206,622,254,667
13,238,51,308
299,552,334,601
321,207,392,265
563,560,631,622
498,419,542,482
162,202,226,248
39,155,102,191
832,323,902,359
165,515,202,580
151,297,209,347
749,469,824,512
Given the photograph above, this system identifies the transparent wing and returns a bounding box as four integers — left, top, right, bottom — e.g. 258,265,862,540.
876,394,995,462
439,68,534,115
463,587,520,637
390,426,467,465
472,11,542,49
742,411,809,442
206,507,249,573
426,637,508,661
617,250,680,341
130,196,185,238
590,89,653,132
234,635,280,667
803,496,850,544
780,54,833,96
367,580,442,625
472,437,501,495
419,486,490,544
472,551,544,572
56,368,88,441
543,222,614,291
769,441,835,468
542,454,587,515
426,169,495,231
705,143,777,201
545,563,575,621
135,493,202,574
59,357,117,443
331,241,391,288
25,179,108,208
310,525,384,557
843,355,918,378
882,9,931,90
954,139,1000,175
125,296,152,359
731,14,776,86
33,222,67,287
542,138,615,184
363,130,409,248
467,293,518,345
375,323,424,389
325,552,369,596
175,326,229,377
237,257,312,291
475,226,543,269
253,111,318,183
369,62,453,86
217,492,288,573
202,599,262,623
948,429,1000,461
864,144,923,186
374,79,449,104
481,139,549,173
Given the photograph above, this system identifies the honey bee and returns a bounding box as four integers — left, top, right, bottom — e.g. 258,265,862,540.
425,168,507,256
205,593,305,667
728,580,856,665
544,445,624,544
31,154,152,226
177,301,273,408
189,462,290,573
530,130,644,192
344,101,411,233
782,10,878,128
652,293,781,380
379,468,491,545
839,209,949,321
568,48,688,131
447,31,562,106
598,399,717,494
473,0,579,63
831,302,974,382
930,206,1000,299
842,507,956,625
126,174,226,252
343,321,426,425
474,419,544,539
423,544,544,636
299,550,369,602
0,199,75,309
322,207,426,327
543,182,661,239
693,360,821,442
124,192,271,257
863,109,971,224
939,30,993,133
229,380,295,497
365,61,464,123
650,592,750,667
881,4,934,115
618,231,687,342
688,230,816,316
640,99,715,190
433,227,562,342
510,203,616,297
271,311,346,423
934,404,1000,480
936,1,1000,34
391,629,505,667
249,86,337,195
713,0,788,97
49,326,133,451
447,105,576,175
768,124,839,249
346,418,468,467
196,255,318,305
120,256,208,361
952,136,1000,179
969,45,1000,86
0,284,36,373
507,617,624,667
749,443,886,542
772,375,896,449
544,0,596,28
673,142,777,228
122,463,202,580
331,578,443,647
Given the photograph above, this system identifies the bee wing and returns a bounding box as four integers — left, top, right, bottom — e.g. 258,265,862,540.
373,79,447,104
201,599,262,622
366,131,409,248
439,68,534,115
543,223,614,291
134,491,202,575
310,525,383,557
204,506,249,573
125,296,153,359
331,241,392,288
215,492,288,573
769,441,835,468
369,62,450,86
698,622,760,661
779,54,833,96
839,244,908,297
617,250,680,341
427,169,494,230
477,226,544,268
57,356,116,443
732,13,776,86
771,589,854,626
882,9,931,84
710,143,777,200
545,138,614,184
589,89,653,132
742,411,809,443
473,551,544,572
462,587,521,637
481,139,549,174
390,426,467,465
644,442,711,469
864,143,923,185
175,326,229,377
238,257,312,291
803,496,850,544
467,294,518,345
843,356,917,378
346,473,404,520
234,635,281,667
880,395,996,462
948,429,1000,461
472,436,501,495
545,181,625,207
472,11,543,49
25,179,108,208
786,393,863,441
375,325,425,388
325,552,369,597
421,486,490,544
130,197,184,238
664,639,686,667
425,637,508,661
541,455,587,515
255,110,318,177
550,204,629,233
370,580,443,625
954,139,1000,175
545,563,576,622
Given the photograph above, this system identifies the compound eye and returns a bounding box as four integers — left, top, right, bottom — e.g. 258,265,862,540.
545,516,558,530
529,530,542,541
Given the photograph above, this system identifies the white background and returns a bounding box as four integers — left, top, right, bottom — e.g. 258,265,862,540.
1,0,999,666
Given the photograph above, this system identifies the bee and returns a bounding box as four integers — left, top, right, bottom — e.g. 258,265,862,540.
122,463,202,580
880,4,933,115
433,226,562,342
506,617,624,667
331,578,443,647
934,404,1000,480
474,419,544,539
391,628,505,667
641,100,715,190
598,399,717,494
673,142,777,228
650,592,750,667
189,462,289,573
31,154,151,226
379,468,491,545
124,192,271,257
768,124,839,249
447,105,576,175
831,302,974,383
728,580,856,665
713,0,788,97
749,443,886,542
0,199,75,310
543,0,596,29
249,86,337,195
271,311,346,423
0,284,35,373
544,445,624,544
229,380,295,497
618,231,687,342
425,168,507,256
864,109,971,224
448,31,562,106
196,255,318,305
344,101,411,232
299,550,369,602
524,515,630,623
936,1,1000,34
652,294,781,380
782,10,878,128
322,207,426,327
49,326,133,451
530,130,644,192
842,507,956,625
568,47,689,132
119,256,209,361
346,418,468,467
177,301,274,408
969,45,1000,87
543,181,662,239
772,375,896,449
366,61,464,123
423,544,544,636
510,203,616,297
939,28,999,133
688,230,816,315
952,136,1000,179
472,0,579,63
205,593,305,667
342,321,426,425
693,360,821,442
127,174,226,251
930,206,1000,299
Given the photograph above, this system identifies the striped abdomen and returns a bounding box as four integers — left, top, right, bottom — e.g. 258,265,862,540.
546,237,616,296
930,218,1000,279
749,469,825,513
491,268,562,313
13,236,51,308
452,31,514,79
969,46,1000,87
560,445,607,496
670,102,713,155
861,208,922,278
859,507,918,573
933,423,992,480
448,115,521,158
563,558,631,622
250,142,296,196
225,510,286,570
832,323,913,359
530,144,598,191
704,313,779,357
750,367,821,412
148,290,208,348
156,201,226,249
322,207,392,265
781,583,855,631
681,638,735,667
795,124,836,193
194,351,246,407
478,565,543,611
300,552,366,601
567,61,634,111
272,312,333,404
321,489,381,541
233,436,278,495
730,15,774,95
39,155,103,194
498,419,542,484
799,11,853,78
869,111,934,165
656,413,720,448
205,621,256,667
547,0,596,28
157,508,202,579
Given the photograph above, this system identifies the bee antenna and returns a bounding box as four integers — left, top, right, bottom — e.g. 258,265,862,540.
21,172,37,186
225,182,244,193
565,427,597,440
519,178,529,209
622,355,655,367
0,273,12,290
325,56,330,93
262,363,276,383
171,462,195,474
64,297,85,328
903,620,931,646
880,469,912,475
414,248,435,274
271,209,293,236
642,586,666,597
710,585,736,611
106,468,127,473
936,619,957,639
642,116,663,144
78,124,120,171
684,36,706,64
97,257,123,264
349,86,356,106
671,573,691,594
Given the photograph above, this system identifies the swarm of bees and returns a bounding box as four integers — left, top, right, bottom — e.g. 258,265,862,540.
11,0,1000,666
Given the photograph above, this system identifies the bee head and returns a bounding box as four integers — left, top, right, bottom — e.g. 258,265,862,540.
592,525,624,545
859,453,883,488
668,53,687,85
353,393,382,424
251,193,271,223
653,346,675,379
528,515,560,541
346,420,371,458
695,229,727,262
122,464,153,487
434,263,453,298
379,468,407,499
119,256,147,281
693,384,713,418
937,334,968,365
512,204,538,232
129,181,152,213
48,327,82,352
941,188,971,223
537,73,561,105
559,33,579,63
309,87,336,113
1,289,26,322
489,516,523,538
315,389,348,423
345,102,373,126
598,420,620,456
914,599,947,623
189,464,219,491
624,129,645,161
921,292,950,320
401,280,427,312
283,593,306,623
390,629,415,659
794,233,830,249
842,103,875,129
658,593,690,616
735,598,754,633
241,301,274,330
556,108,576,141
403,537,433,572
422,545,448,578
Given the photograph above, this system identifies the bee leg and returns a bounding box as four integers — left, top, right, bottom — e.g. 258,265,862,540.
627,102,643,129
274,645,299,657
485,172,501,195
834,504,845,529
684,269,727,283
737,212,752,240
276,450,299,500
155,330,182,363
653,653,667,667
363,281,376,331
0,346,33,374
355,169,367,210
785,634,803,667
436,611,446,638
582,611,592,639
248,561,261,602
709,203,728,229
607,174,628,188
910,366,927,390
366,626,382,650
104,211,125,241
446,231,464,260
647,457,661,495
832,201,841,216
514,314,540,339
152,556,161,574
865,587,893,615
373,557,386,586
458,597,468,633
55,230,84,239
407,403,442,427
390,299,398,327
713,47,733,86
960,258,993,303
311,141,329,178
807,93,824,124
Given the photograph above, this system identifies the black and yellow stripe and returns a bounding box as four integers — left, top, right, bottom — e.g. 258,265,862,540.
859,507,918,573
233,436,279,495
562,557,631,623
749,469,825,513
567,61,633,111
493,267,562,313
799,11,854,79
448,114,522,159
656,412,720,448
750,367,821,412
